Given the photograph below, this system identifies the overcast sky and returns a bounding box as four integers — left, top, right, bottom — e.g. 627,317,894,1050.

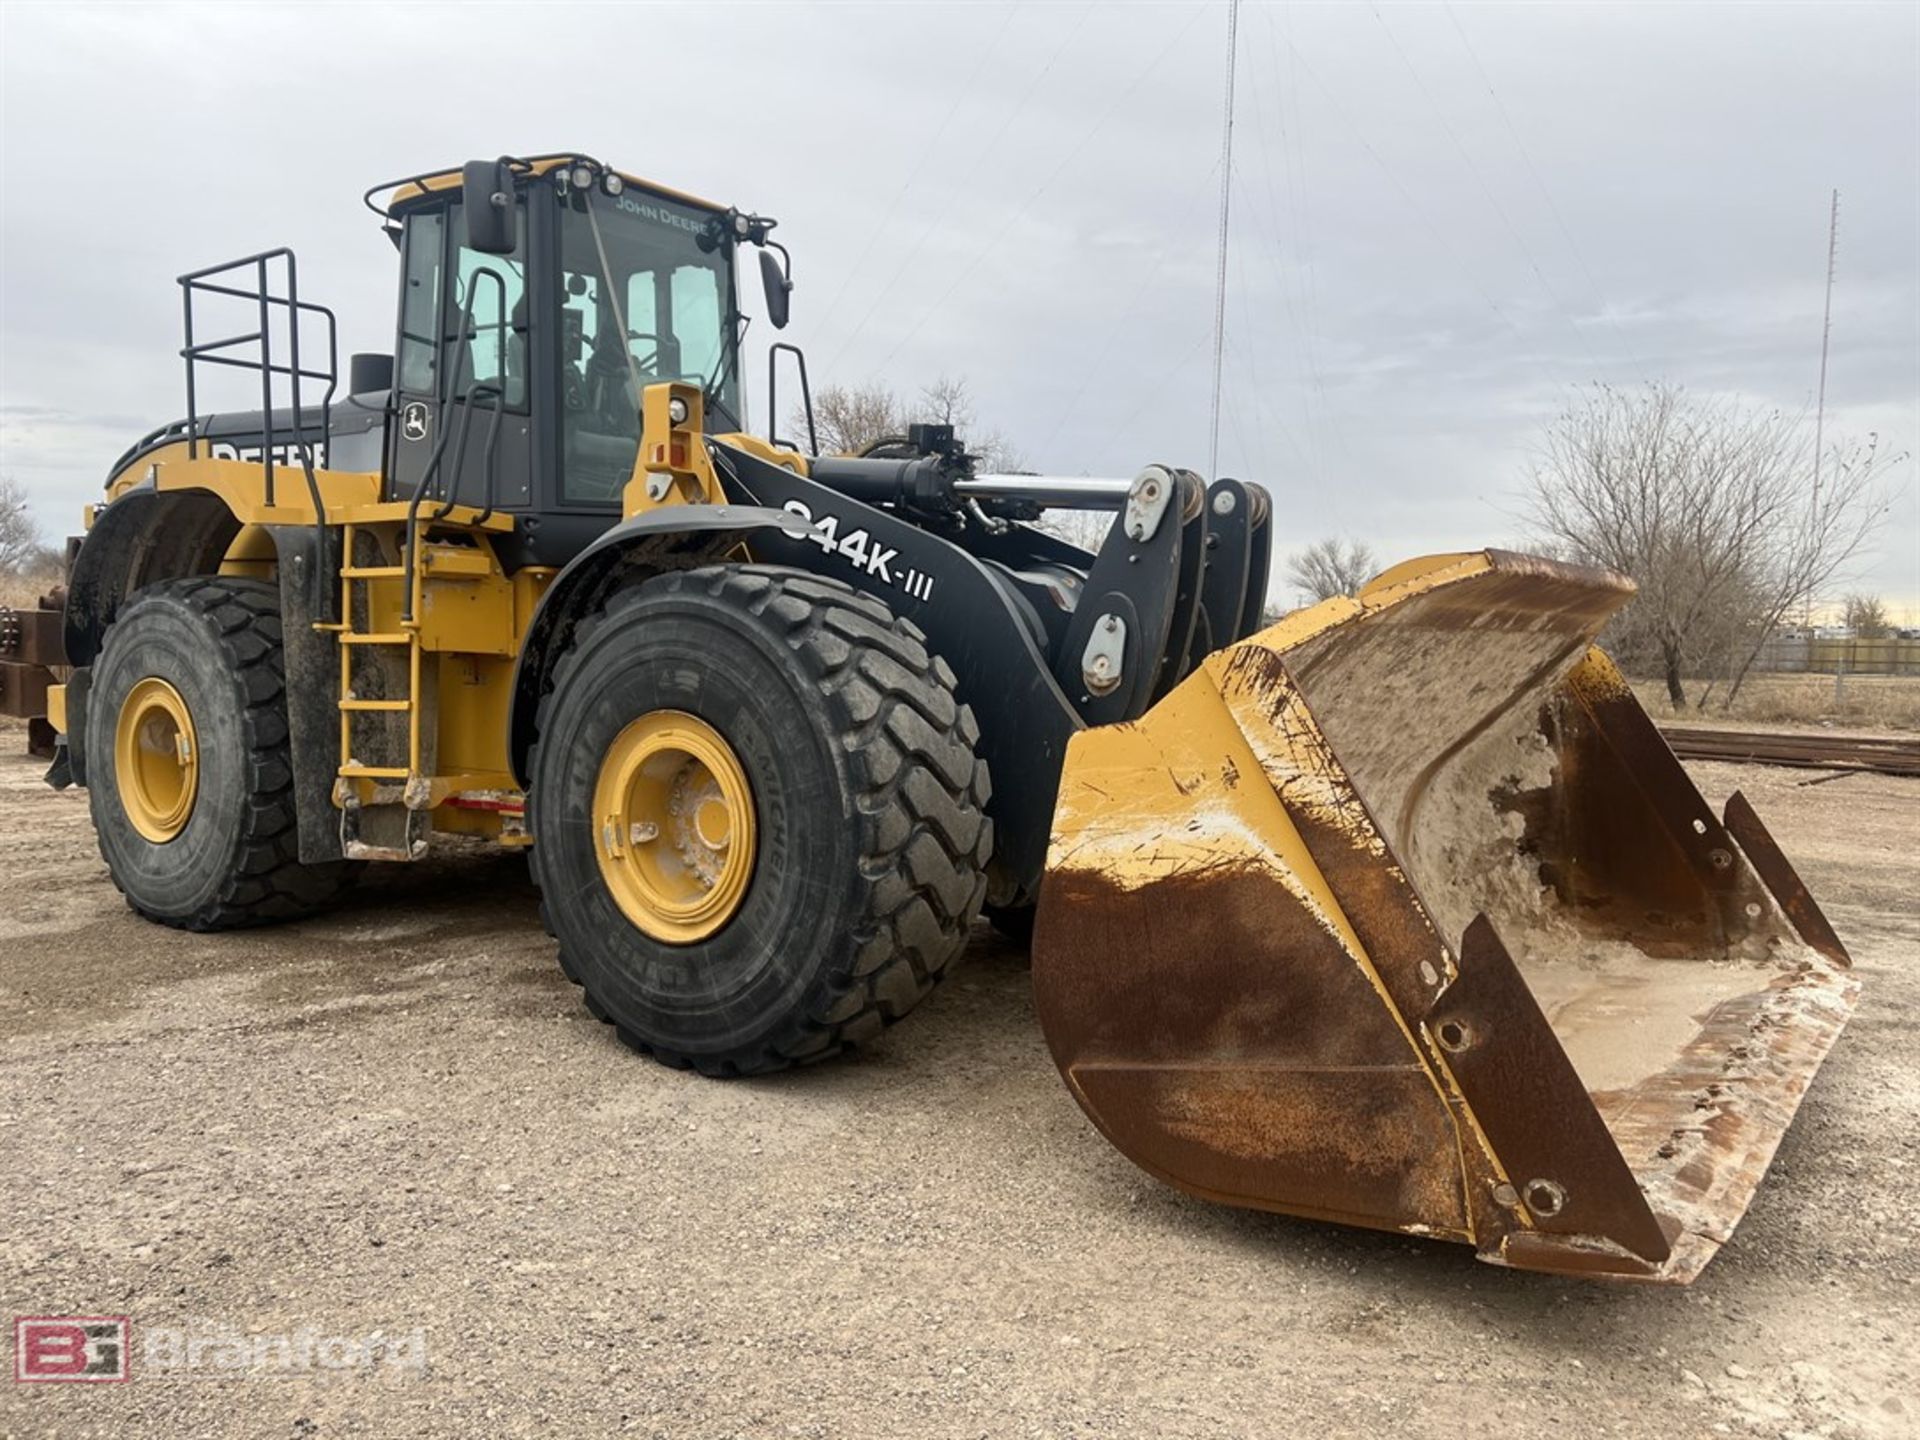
3,1,1915,612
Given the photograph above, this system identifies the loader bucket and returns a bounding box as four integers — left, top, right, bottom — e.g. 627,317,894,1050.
1032,550,1856,1283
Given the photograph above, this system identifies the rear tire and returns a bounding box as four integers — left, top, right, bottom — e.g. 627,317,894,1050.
528,565,991,1075
85,576,354,930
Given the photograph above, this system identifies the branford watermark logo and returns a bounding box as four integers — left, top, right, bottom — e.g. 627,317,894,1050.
14,1317,131,1383
143,1321,427,1380
11,1316,426,1383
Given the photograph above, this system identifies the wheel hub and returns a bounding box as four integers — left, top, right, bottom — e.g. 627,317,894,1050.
115,677,199,843
592,710,757,943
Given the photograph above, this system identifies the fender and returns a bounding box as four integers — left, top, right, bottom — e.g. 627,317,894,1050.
509,472,1090,898
63,482,241,667
59,482,242,791
57,484,346,864
512,443,1094,900
506,502,801,789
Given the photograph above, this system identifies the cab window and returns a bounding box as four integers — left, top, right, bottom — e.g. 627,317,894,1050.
668,266,725,384
393,201,528,411
396,212,443,395
556,190,737,505
444,200,528,411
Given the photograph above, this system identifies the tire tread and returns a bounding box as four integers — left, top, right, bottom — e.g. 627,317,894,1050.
94,576,353,931
530,564,990,1075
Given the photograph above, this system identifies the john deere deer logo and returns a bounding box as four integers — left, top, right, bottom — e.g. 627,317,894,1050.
401,403,430,442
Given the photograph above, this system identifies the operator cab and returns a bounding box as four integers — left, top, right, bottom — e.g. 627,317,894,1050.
375,154,773,568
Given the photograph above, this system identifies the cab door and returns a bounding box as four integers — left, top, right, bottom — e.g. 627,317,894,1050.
387,199,537,511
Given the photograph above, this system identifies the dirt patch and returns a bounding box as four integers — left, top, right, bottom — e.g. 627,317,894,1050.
1287,620,1830,1102
1,720,1915,1437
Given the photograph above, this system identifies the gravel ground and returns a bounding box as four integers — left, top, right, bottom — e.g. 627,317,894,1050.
1,728,1915,1438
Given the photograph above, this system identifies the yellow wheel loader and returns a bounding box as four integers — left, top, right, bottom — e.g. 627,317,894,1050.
44,153,1854,1283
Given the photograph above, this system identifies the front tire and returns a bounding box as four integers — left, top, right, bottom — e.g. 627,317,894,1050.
85,576,354,930
528,565,991,1075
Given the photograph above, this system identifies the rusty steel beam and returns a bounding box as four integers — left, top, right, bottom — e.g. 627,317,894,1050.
1661,725,1920,778
0,603,66,668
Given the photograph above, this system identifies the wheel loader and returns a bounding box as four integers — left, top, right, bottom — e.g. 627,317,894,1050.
43,152,1855,1283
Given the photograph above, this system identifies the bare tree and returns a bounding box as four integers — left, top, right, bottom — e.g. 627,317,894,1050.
917,374,971,429
0,474,51,576
1843,594,1890,639
788,375,1101,547
792,375,1027,471
1526,383,1899,709
800,381,905,456
916,375,1026,473
1035,507,1112,553
1285,537,1377,602
1719,429,1902,705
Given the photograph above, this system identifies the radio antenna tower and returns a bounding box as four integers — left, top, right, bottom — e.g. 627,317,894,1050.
1207,0,1241,482
1812,188,1839,518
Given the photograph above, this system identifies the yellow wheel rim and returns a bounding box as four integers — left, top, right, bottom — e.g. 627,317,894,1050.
115,677,199,843
592,709,758,944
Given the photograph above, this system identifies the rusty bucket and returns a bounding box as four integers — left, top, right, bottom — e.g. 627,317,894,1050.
1032,550,1855,1282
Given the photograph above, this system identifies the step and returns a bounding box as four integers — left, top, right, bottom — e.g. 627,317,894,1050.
339,698,412,712
341,565,406,580
333,768,516,804
339,632,413,646
339,796,428,863
421,545,494,578
419,772,518,806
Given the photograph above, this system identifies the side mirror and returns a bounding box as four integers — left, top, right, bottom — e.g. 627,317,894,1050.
759,247,792,330
461,159,517,256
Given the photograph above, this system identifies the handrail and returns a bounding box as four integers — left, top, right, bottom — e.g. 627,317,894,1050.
767,341,816,456
178,247,339,622
361,153,551,222
400,265,508,623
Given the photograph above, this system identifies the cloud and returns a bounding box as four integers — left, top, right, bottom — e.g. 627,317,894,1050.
1,0,1913,602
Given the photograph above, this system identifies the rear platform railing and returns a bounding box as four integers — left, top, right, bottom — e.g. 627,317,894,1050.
178,248,340,619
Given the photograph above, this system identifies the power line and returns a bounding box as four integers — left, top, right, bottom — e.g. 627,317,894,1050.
1274,13,1335,482
821,4,1094,376
1369,4,1606,377
811,1,1024,331
1033,158,1221,459
1107,324,1214,453
1439,1,1649,378
1217,179,1317,482
1225,225,1275,477
872,4,1210,373
1237,21,1315,479
1247,7,1355,486
1225,325,1312,474
1270,24,1597,397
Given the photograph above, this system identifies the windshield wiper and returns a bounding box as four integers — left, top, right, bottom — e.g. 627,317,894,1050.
700,312,747,432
